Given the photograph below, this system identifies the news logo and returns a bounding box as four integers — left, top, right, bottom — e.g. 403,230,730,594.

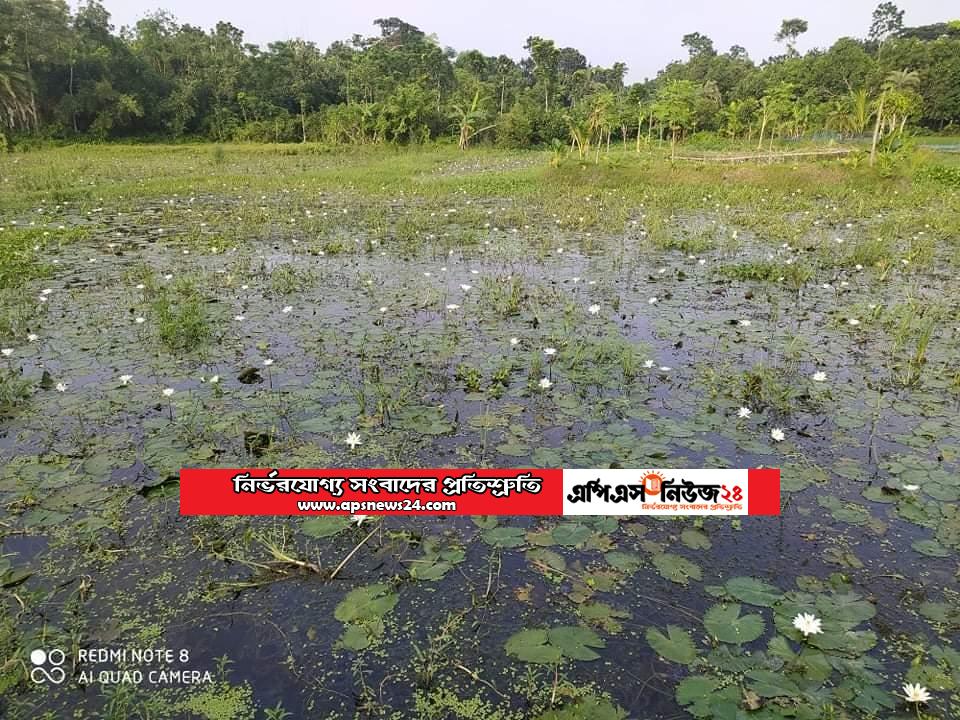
641,470,665,496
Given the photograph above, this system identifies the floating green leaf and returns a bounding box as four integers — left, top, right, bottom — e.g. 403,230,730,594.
302,515,351,538
505,629,562,664
680,528,711,550
725,576,783,607
551,523,592,547
547,625,605,661
505,626,604,664
604,551,641,573
334,583,398,624
652,552,702,586
646,625,698,664
746,669,800,698
482,526,526,548
704,603,765,645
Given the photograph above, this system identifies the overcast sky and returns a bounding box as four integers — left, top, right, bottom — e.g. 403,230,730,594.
91,1,951,82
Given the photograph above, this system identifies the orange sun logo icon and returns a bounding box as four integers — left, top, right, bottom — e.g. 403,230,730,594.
642,471,665,496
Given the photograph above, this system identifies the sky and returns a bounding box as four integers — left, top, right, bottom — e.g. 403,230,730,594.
91,1,951,82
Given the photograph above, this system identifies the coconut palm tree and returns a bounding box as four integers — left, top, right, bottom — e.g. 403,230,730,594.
882,69,920,93
870,69,921,164
847,89,872,136
0,55,34,130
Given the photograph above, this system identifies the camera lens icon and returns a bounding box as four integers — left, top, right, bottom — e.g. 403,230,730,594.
31,649,48,665
30,648,67,685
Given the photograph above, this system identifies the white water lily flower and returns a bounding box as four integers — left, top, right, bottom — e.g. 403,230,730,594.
588,304,600,315
135,317,145,324
460,284,472,291
544,348,557,356
739,319,751,326
792,613,823,637
162,387,174,397
445,304,460,310
209,375,220,384
737,407,752,419
538,378,552,389
378,306,388,313
659,366,671,372
41,288,52,295
901,684,931,704
234,315,245,321
771,427,786,442
644,360,655,368
812,371,827,382
903,484,920,492
350,514,370,526
282,306,293,313
1,348,12,357
119,374,133,385
847,318,860,326
263,358,274,366
27,333,38,342
345,432,362,450
55,382,68,392
648,297,658,304
510,337,520,346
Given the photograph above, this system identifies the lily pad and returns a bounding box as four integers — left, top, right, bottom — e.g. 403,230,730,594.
725,576,783,607
704,603,765,645
302,515,352,538
482,526,526,548
652,552,702,586
646,625,698,665
504,625,605,664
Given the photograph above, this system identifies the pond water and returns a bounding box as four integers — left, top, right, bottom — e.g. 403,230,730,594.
1,155,958,720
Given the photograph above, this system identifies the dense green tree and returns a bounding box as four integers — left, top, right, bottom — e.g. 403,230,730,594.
524,36,559,111
776,18,809,57
1,2,958,147
869,2,905,43
681,32,716,58
653,79,699,158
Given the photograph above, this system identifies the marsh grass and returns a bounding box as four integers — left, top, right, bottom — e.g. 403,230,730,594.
0,368,32,415
151,279,212,352
739,365,800,415
268,263,313,294
0,227,73,289
482,276,526,317
0,289,43,345
719,259,813,294
881,301,946,388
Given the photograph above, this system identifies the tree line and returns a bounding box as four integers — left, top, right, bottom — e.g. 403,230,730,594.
1,0,959,151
